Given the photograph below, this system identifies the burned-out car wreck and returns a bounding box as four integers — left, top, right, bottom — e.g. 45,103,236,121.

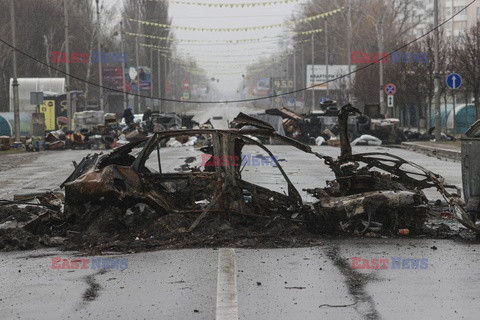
1,105,477,252
55,105,478,249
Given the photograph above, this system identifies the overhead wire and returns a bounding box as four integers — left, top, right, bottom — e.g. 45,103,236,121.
0,0,474,104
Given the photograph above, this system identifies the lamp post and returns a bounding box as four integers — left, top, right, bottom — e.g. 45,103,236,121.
311,32,316,111
9,0,20,142
347,0,352,103
95,0,104,111
325,17,329,97
64,0,72,130
365,2,386,116
434,0,441,140
120,20,127,110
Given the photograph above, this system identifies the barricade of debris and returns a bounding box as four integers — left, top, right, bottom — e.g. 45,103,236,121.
0,105,478,253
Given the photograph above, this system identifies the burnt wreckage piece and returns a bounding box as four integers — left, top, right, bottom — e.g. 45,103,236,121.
61,108,478,235
304,104,477,234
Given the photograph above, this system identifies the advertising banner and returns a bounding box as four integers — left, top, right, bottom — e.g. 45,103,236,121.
306,65,355,90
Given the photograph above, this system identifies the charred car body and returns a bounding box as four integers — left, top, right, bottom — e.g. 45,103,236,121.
61,105,478,237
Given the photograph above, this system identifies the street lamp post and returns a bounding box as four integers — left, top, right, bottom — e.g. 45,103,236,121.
311,32,315,111
120,20,127,110
347,0,352,103
325,17,329,97
377,7,386,116
157,49,162,112
64,0,72,130
293,46,297,104
95,0,104,111
364,4,386,115
434,0,441,140
302,43,305,102
9,0,20,142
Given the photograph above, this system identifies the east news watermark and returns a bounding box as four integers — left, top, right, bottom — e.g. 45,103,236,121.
201,154,279,167
51,257,128,270
352,51,429,64
51,51,128,64
351,257,428,269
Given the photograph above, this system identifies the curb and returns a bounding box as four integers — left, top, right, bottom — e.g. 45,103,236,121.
401,142,461,162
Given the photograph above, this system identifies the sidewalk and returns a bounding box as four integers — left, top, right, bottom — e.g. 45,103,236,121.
401,141,461,161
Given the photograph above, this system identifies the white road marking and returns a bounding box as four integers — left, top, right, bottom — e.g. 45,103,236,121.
215,248,239,320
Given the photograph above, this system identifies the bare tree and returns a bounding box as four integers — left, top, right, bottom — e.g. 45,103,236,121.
451,21,480,119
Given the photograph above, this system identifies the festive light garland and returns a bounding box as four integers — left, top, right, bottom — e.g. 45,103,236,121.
127,32,278,43
148,0,300,7
140,42,303,57
127,8,342,32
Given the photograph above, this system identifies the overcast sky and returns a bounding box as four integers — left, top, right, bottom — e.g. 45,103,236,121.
108,0,305,97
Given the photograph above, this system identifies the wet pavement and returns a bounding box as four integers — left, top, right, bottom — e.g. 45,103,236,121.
2,238,480,320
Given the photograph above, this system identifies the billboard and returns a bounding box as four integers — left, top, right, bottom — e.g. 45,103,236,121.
103,66,124,92
38,94,67,131
103,66,152,93
253,78,270,96
306,65,355,90
271,77,294,94
126,66,152,92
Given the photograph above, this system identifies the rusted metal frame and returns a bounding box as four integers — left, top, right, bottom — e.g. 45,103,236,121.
97,138,148,169
357,160,433,189
187,191,223,232
346,153,437,189
131,133,162,171
217,132,248,217
229,131,303,205
156,142,162,174
350,153,478,232
152,128,314,153
181,175,197,210
131,130,308,206
237,180,293,203
337,104,361,159
312,152,344,177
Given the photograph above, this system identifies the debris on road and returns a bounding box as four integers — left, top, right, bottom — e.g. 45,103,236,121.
0,105,478,252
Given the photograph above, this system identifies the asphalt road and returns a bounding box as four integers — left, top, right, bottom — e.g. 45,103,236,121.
0,118,476,320
2,239,479,320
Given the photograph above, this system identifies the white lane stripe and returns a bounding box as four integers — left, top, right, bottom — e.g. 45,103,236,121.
215,248,239,320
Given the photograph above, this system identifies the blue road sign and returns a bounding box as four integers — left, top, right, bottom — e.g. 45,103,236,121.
446,73,462,89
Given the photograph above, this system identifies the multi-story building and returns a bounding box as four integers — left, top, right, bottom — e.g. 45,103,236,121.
410,0,435,39
409,0,480,41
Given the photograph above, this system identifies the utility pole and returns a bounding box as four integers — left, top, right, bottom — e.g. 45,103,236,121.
10,0,20,142
164,55,168,112
325,17,329,97
293,46,297,105
95,0,104,111
377,2,386,116
311,32,315,111
150,47,154,102
135,5,141,113
120,20,127,110
347,0,352,103
157,49,162,112
434,0,441,140
64,0,72,130
302,43,305,103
